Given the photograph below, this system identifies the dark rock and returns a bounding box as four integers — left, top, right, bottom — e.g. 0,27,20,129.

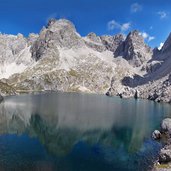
0,95,3,103
122,74,143,87
106,88,112,97
134,90,139,99
148,92,159,101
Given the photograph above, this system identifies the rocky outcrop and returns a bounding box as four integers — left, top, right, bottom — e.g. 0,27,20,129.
0,33,33,79
84,32,106,52
31,19,85,61
159,33,171,60
100,34,125,52
84,33,124,53
114,30,153,67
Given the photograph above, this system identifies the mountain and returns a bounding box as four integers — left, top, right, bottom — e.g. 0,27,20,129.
114,30,153,67
0,18,171,102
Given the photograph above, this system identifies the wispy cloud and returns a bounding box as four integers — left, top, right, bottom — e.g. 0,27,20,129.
148,36,155,41
107,20,120,30
157,11,168,19
139,32,155,42
158,42,164,50
121,23,131,32
131,3,142,13
107,20,131,32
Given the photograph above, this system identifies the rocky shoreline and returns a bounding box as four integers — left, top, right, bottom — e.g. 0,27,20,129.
152,118,171,171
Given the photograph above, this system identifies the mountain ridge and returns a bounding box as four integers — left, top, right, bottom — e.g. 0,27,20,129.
0,18,171,102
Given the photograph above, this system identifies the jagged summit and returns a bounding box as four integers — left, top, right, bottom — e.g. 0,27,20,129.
46,18,77,33
161,32,171,53
31,18,85,60
87,32,102,43
114,30,152,67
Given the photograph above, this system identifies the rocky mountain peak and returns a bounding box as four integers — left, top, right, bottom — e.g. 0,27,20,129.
153,33,171,61
114,30,152,67
100,34,125,52
46,18,76,33
87,32,102,43
161,33,171,53
126,30,144,45
31,18,85,60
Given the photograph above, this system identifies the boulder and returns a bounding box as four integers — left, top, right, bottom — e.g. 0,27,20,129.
152,130,161,140
161,118,171,135
159,146,171,163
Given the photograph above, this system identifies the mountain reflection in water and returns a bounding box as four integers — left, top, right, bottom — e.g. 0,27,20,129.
0,92,171,171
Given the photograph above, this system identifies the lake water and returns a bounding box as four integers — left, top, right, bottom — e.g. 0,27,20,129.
0,92,171,171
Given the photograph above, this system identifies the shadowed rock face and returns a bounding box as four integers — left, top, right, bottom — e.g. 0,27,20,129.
114,30,153,67
161,33,171,56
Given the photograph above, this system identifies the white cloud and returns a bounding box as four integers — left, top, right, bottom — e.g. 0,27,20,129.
139,32,155,42
157,11,168,19
140,32,148,39
158,42,164,50
121,23,131,32
107,20,131,32
148,36,155,41
131,3,142,13
107,20,120,30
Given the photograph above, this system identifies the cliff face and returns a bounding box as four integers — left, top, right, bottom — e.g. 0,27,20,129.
0,18,171,102
114,30,153,67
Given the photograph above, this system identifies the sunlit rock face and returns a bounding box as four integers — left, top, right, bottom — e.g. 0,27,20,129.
0,33,33,79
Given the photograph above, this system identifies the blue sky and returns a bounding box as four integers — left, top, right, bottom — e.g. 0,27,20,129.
0,0,171,48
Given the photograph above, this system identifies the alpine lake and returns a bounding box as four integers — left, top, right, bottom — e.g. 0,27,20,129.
0,92,171,171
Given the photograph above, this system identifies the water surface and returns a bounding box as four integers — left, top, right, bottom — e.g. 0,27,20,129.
0,92,171,171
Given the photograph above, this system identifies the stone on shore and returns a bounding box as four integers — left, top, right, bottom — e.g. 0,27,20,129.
161,118,171,135
159,145,171,163
152,130,161,140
